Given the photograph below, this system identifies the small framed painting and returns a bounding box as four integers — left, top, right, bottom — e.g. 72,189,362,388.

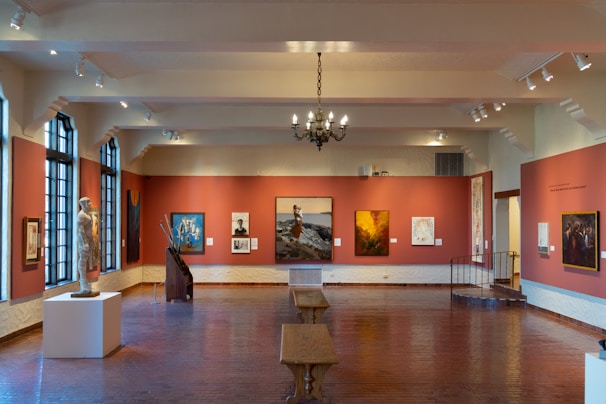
171,212,205,254
411,217,435,245
232,212,249,236
232,238,251,254
23,217,42,265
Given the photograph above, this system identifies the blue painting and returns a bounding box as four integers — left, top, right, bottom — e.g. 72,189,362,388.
171,212,205,254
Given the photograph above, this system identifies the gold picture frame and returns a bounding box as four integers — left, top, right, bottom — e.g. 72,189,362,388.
23,217,42,265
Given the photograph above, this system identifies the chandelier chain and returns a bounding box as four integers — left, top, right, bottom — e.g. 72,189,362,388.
317,52,322,105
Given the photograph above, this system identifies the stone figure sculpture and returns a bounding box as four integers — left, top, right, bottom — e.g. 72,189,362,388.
72,197,100,298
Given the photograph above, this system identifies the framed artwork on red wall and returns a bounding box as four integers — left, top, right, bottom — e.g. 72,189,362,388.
561,211,598,271
171,212,205,254
355,210,390,256
275,197,333,261
23,217,42,265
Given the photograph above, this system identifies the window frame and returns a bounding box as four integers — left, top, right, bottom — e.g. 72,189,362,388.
45,113,75,287
100,137,119,272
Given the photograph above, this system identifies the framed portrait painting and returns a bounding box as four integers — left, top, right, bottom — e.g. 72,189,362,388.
23,217,42,265
232,212,249,236
275,197,333,261
171,212,205,254
561,211,598,271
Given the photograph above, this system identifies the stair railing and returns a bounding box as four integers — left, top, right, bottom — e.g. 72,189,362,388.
449,251,518,297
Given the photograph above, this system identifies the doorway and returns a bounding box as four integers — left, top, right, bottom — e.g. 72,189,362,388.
494,191,521,286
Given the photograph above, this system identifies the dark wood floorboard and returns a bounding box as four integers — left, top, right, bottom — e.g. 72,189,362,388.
0,285,600,403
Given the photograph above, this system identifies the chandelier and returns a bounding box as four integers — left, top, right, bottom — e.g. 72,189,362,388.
291,52,348,151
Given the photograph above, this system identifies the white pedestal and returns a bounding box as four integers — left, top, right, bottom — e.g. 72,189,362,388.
43,292,122,358
585,352,606,404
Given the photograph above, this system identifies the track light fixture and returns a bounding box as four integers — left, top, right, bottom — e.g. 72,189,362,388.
471,109,481,123
144,110,153,122
478,105,488,119
95,74,104,88
435,130,447,141
120,101,128,109
162,129,181,142
10,7,26,30
541,67,553,82
516,52,562,91
493,102,502,112
571,53,592,71
75,57,86,77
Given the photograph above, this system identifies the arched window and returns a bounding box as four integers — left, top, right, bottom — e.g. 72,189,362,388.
45,113,75,286
100,137,119,272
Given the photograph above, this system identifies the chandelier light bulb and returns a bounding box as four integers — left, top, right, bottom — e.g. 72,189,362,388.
292,114,298,125
340,115,348,126
308,111,314,120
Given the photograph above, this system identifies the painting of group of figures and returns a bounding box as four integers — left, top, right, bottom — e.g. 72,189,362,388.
562,211,598,271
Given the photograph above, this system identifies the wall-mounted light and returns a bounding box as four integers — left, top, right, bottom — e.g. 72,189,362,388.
435,130,447,141
120,101,128,109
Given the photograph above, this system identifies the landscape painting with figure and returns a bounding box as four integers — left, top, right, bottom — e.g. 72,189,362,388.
275,197,333,261
355,210,390,256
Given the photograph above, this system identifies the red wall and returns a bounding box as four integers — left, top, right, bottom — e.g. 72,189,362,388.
141,175,475,265
521,143,606,299
11,137,46,299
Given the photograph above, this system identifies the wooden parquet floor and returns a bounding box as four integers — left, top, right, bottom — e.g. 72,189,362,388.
0,284,601,403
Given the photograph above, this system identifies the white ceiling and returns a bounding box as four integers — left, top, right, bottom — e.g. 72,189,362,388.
2,0,606,157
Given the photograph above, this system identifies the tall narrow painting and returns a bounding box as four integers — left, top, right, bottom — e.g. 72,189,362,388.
275,197,333,261
355,210,390,256
471,176,484,262
126,190,140,263
562,211,598,271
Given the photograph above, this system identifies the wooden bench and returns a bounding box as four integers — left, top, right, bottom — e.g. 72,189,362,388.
292,288,330,324
280,324,338,404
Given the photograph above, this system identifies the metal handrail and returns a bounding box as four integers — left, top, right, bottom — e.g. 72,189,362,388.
449,251,518,297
